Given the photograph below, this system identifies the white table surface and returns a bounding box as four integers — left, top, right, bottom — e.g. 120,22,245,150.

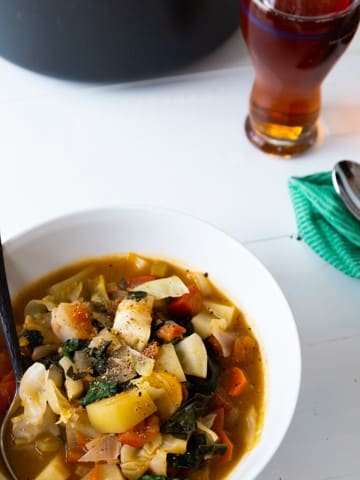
0,24,359,480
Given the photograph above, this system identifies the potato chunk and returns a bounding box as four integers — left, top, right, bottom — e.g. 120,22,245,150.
34,452,70,480
175,333,207,378
86,389,157,433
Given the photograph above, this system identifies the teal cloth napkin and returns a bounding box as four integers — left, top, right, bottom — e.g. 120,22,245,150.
288,172,360,279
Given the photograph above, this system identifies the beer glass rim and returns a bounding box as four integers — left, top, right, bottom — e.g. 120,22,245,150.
251,0,359,21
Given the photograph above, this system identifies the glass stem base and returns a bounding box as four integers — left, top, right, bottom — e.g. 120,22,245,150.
245,115,318,157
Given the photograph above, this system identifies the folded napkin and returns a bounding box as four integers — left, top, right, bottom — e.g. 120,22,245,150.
288,171,360,279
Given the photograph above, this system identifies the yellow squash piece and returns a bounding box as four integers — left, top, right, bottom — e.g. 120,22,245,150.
141,371,183,421
86,388,157,433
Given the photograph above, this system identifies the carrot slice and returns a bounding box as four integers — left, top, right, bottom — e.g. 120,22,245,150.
216,430,234,464
118,414,160,448
223,367,248,397
211,408,233,464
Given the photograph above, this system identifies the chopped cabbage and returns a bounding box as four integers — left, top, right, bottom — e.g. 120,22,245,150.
19,362,48,425
131,276,189,299
59,356,84,400
87,275,111,305
120,445,149,480
149,449,167,476
161,434,187,454
47,379,74,424
48,268,92,303
11,407,60,445
196,420,218,443
113,296,153,351
79,435,121,463
212,329,236,357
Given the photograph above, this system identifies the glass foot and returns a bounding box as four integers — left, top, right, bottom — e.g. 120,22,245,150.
245,115,318,157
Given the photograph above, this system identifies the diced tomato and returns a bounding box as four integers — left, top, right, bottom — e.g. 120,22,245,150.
127,275,157,289
0,351,12,379
167,284,203,318
72,303,93,338
118,414,160,448
0,370,15,415
155,321,186,342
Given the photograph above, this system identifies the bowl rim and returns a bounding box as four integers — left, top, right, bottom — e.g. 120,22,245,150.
1,205,302,480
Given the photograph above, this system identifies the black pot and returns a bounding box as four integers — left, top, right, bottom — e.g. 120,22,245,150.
0,0,239,82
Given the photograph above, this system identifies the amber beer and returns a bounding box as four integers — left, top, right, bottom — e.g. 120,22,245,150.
240,0,360,156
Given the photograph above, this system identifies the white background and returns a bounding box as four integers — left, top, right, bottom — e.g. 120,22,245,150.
0,18,359,480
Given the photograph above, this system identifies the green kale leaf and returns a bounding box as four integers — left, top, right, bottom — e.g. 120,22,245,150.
161,393,211,438
61,338,89,359
168,433,227,469
80,380,119,406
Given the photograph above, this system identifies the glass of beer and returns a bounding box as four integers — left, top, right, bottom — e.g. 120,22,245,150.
240,0,360,157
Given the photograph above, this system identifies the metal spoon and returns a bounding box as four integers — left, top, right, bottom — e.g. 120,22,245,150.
332,160,360,221
0,235,24,480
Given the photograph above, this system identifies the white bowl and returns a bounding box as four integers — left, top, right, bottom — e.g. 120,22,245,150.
2,206,301,480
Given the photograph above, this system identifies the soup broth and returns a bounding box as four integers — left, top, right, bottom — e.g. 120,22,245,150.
4,253,264,480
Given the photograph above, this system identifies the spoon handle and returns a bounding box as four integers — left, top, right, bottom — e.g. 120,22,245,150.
0,236,23,384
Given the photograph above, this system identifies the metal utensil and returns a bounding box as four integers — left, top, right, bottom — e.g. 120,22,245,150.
332,160,360,221
0,235,23,480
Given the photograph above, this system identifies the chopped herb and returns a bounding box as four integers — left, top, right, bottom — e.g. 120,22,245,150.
161,393,211,438
23,329,44,348
127,291,147,301
168,433,227,469
61,339,89,359
80,380,120,406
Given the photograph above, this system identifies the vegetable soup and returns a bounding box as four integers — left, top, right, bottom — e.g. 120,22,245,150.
3,253,264,480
